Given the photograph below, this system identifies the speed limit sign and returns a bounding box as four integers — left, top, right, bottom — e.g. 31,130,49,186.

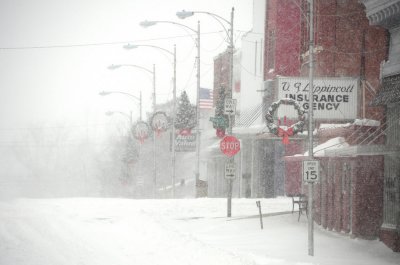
303,160,319,183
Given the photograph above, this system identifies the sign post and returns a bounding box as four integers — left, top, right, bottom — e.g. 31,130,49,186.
220,136,240,217
307,0,315,256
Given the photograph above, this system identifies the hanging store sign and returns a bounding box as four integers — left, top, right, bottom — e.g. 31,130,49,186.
277,77,358,120
175,133,196,152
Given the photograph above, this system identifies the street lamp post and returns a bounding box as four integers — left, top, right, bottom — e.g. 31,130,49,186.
140,19,202,197
123,43,177,198
177,7,235,216
106,64,158,198
101,101,140,198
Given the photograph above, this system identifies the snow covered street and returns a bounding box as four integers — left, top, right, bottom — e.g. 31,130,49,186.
0,197,398,265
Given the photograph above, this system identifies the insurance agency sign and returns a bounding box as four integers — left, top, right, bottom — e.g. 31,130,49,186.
277,77,358,120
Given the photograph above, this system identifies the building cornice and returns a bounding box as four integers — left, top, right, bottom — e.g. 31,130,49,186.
360,0,400,28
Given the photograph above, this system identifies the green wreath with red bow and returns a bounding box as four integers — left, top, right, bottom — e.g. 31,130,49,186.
265,98,306,145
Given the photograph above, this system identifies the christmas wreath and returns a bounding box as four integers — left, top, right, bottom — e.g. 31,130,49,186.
151,111,169,136
265,98,306,144
133,121,150,144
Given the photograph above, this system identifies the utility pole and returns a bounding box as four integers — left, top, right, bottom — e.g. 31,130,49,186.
195,21,201,196
227,7,234,218
152,63,157,198
308,0,315,257
172,44,177,198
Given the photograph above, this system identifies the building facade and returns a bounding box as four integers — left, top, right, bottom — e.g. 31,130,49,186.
362,0,400,252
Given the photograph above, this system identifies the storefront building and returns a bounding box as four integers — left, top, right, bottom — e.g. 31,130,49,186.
361,0,400,252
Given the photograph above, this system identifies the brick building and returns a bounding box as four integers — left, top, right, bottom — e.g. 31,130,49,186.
362,0,400,252
262,0,396,249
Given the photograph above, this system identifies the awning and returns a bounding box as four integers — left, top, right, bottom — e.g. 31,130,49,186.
370,74,400,106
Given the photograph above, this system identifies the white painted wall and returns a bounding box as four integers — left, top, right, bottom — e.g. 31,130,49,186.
238,0,266,126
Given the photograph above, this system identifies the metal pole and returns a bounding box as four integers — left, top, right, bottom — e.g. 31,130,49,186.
172,44,177,198
139,91,142,121
227,7,234,218
153,64,157,198
195,21,201,196
308,0,315,257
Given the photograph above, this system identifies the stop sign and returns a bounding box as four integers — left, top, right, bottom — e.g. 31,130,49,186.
220,136,240,157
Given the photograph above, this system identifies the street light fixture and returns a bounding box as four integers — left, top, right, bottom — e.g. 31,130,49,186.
107,64,122,70
139,20,157,28
123,43,177,198
176,7,235,215
140,19,202,197
176,10,194,19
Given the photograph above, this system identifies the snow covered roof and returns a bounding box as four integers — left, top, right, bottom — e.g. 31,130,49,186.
290,137,350,157
309,137,350,157
352,118,380,127
319,119,380,130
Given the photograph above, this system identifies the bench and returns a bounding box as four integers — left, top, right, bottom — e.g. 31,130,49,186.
289,194,308,221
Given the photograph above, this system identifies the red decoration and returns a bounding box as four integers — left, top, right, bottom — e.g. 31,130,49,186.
277,127,294,145
179,129,192,136
216,128,225,138
151,111,169,137
265,98,305,145
133,121,149,144
220,135,241,157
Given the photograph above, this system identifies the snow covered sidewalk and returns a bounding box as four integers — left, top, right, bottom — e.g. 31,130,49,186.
0,197,398,265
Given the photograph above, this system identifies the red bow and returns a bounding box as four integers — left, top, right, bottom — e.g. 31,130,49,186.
179,129,192,136
277,127,294,145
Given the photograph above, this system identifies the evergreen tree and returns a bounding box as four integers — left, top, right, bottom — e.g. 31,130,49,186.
213,87,229,130
175,91,196,131
215,87,226,117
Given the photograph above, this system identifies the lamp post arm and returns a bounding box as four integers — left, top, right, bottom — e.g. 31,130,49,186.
197,11,230,38
124,43,174,57
116,64,154,75
100,91,142,120
192,10,231,25
100,91,141,102
141,20,199,47
147,20,197,34
106,111,131,120
178,8,233,40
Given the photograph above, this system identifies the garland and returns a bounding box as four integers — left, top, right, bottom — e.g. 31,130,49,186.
265,98,306,144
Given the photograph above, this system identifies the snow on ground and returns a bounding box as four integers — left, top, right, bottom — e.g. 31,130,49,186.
0,197,398,265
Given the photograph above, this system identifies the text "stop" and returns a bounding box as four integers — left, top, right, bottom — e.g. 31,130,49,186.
220,136,241,157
